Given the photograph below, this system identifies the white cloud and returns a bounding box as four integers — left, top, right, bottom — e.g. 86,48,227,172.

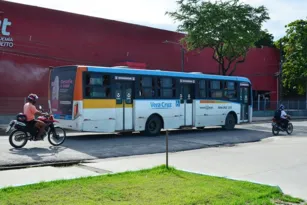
242,0,307,39
5,0,307,40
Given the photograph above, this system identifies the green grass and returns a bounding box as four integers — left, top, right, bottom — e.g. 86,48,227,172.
0,165,304,205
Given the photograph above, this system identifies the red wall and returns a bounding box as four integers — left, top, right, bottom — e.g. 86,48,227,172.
0,1,279,102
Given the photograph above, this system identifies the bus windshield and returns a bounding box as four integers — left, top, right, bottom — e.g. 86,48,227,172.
49,66,77,119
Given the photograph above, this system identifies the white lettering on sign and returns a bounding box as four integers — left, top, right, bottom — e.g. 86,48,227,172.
180,79,195,84
115,76,135,81
0,18,14,48
240,83,249,87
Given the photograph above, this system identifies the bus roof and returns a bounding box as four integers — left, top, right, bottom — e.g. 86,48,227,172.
53,65,251,84
85,66,251,84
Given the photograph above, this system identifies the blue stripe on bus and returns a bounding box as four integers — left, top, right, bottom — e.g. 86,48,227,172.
87,66,251,83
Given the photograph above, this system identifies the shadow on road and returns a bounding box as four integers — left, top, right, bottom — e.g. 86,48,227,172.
58,127,273,160
8,146,67,162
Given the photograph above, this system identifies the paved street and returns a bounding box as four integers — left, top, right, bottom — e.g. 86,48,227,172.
0,122,307,200
0,121,306,168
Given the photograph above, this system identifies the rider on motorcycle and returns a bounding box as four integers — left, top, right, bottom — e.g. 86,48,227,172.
279,104,290,129
23,94,47,140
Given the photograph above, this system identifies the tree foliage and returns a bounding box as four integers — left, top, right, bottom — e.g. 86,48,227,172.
254,30,275,48
166,0,270,75
276,19,307,95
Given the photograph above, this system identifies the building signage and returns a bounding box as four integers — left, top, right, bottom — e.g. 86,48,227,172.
0,18,13,48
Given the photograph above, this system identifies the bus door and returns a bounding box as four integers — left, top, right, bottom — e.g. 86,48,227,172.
239,83,250,122
180,79,195,126
115,81,134,131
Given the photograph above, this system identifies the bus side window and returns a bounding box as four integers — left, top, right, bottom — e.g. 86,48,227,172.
224,81,237,100
199,80,206,98
209,80,223,98
158,77,175,98
139,76,153,98
84,73,111,98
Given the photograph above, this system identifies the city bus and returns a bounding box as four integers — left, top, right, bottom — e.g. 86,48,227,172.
48,65,252,136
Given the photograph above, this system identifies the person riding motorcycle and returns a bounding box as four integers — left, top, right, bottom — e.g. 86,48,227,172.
23,94,47,140
279,104,290,129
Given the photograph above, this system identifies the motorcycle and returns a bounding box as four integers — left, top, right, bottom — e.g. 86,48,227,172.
271,116,293,136
5,105,66,148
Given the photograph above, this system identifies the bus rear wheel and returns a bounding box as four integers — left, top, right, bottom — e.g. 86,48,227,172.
222,113,236,130
145,115,162,136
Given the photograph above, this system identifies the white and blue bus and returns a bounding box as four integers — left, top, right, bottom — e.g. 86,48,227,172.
48,65,252,136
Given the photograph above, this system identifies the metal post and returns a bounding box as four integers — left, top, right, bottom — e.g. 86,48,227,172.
264,98,266,110
181,47,185,72
279,40,283,102
257,94,260,111
166,130,169,168
305,82,307,109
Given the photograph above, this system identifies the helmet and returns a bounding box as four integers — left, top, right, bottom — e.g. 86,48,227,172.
27,93,38,104
16,113,27,122
279,104,285,110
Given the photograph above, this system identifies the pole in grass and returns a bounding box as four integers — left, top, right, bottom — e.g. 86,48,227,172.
166,130,169,168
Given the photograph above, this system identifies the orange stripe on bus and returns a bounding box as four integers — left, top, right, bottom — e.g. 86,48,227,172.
74,66,87,101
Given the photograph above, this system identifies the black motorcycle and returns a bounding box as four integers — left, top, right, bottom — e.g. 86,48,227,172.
5,105,66,148
271,116,293,136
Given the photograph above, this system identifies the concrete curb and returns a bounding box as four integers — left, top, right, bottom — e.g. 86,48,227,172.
0,160,86,171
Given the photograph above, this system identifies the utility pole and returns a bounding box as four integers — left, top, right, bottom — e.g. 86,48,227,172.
279,40,283,104
163,40,185,72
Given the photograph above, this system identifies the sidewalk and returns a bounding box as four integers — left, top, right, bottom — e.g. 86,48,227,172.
1,136,307,200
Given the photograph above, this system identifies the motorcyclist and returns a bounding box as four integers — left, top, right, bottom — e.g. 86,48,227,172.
279,104,290,129
23,94,47,140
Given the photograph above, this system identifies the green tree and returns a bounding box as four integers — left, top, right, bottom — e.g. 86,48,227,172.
254,30,275,48
276,19,307,95
166,0,270,75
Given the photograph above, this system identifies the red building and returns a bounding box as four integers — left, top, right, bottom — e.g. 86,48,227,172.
0,1,279,114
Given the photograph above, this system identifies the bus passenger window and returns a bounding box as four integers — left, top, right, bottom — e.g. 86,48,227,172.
208,80,222,98
224,81,237,100
84,73,111,98
139,76,153,98
199,80,206,98
157,77,176,98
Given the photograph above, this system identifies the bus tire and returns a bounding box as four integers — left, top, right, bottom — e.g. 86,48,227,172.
222,113,236,130
144,115,162,136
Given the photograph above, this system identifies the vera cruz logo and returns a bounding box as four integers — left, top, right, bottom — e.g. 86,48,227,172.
0,18,13,48
150,102,172,109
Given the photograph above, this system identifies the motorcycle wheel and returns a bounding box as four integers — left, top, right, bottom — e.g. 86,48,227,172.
9,130,28,149
48,127,66,146
272,126,279,136
286,123,293,135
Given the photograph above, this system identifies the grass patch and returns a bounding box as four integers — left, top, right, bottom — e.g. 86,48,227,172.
0,165,304,205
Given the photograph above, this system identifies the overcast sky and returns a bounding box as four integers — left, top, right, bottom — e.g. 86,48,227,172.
6,0,307,40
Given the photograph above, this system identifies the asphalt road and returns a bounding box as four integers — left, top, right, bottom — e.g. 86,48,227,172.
0,121,306,168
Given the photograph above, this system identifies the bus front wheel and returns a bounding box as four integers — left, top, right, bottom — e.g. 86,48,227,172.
222,113,236,130
144,115,162,136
